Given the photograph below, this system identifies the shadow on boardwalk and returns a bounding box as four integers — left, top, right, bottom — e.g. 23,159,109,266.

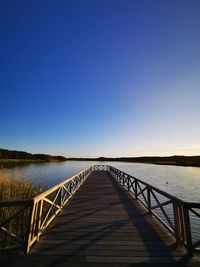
1,171,199,267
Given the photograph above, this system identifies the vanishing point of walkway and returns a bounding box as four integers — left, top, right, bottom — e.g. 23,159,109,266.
3,170,200,267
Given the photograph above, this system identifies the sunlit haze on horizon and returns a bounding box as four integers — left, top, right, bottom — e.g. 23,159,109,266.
1,1,200,157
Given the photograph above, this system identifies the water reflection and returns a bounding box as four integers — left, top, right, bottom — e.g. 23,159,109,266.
0,161,200,202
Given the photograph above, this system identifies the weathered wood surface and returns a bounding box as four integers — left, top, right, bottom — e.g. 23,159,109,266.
2,171,200,266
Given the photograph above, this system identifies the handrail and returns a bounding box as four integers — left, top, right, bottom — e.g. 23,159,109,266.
108,166,200,254
1,164,199,255
0,166,93,254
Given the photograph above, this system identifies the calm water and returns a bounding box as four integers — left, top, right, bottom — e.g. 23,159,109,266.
0,160,200,202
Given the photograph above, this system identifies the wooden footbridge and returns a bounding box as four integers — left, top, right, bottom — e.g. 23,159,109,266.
1,165,200,266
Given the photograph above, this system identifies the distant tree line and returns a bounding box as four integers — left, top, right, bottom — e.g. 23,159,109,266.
1,148,200,167
0,148,66,161
97,156,200,166
68,155,200,167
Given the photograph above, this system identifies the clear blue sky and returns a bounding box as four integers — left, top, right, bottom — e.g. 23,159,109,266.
1,0,200,157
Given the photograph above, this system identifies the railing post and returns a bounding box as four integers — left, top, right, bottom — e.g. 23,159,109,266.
135,181,138,200
37,200,43,241
147,187,151,214
173,203,184,246
60,187,63,206
183,204,193,255
122,173,125,186
25,199,35,253
127,176,130,191
121,172,123,184
69,182,72,194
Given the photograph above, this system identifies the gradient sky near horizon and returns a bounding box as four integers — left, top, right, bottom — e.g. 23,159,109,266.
1,0,200,157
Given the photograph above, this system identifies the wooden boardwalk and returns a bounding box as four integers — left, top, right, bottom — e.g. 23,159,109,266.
2,170,200,266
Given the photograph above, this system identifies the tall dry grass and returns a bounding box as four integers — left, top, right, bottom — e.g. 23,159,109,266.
0,174,44,254
0,175,43,200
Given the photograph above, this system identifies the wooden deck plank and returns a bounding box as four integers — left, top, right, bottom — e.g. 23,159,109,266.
2,170,200,266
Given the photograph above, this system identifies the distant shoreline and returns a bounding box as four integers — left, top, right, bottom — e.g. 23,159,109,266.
0,148,67,168
66,156,200,168
1,157,200,168
1,148,200,168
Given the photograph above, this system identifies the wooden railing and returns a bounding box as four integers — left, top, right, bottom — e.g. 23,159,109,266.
0,166,93,254
1,164,199,255
109,166,200,254
93,165,110,171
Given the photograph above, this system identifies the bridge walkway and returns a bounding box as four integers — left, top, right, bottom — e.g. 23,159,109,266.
3,170,199,266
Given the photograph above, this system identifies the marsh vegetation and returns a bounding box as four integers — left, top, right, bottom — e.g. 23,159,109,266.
0,173,44,256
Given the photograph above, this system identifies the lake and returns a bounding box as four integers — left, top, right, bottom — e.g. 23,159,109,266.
0,160,199,202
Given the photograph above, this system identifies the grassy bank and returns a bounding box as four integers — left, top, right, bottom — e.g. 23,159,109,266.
0,175,44,200
0,158,45,169
0,148,67,165
0,158,67,169
0,174,44,255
